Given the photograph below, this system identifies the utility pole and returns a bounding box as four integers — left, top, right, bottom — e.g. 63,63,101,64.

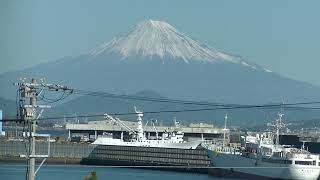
28,78,36,180
15,78,72,180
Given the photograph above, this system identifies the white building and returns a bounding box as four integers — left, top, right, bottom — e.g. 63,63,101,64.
0,110,6,136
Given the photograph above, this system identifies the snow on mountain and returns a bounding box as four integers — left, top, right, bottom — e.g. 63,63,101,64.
1,19,292,105
90,20,261,70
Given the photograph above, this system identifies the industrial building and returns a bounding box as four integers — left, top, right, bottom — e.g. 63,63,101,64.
0,110,5,136
65,115,228,143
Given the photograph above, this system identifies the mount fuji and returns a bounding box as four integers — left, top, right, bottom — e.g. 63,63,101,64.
1,20,320,106
91,20,259,68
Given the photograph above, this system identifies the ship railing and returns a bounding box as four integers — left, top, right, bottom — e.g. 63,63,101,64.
279,152,310,159
263,152,272,156
201,140,214,144
97,134,113,138
202,143,238,153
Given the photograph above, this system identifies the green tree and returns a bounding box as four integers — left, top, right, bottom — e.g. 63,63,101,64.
83,171,97,180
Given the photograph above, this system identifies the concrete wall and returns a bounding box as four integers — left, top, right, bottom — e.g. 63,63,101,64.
0,140,94,158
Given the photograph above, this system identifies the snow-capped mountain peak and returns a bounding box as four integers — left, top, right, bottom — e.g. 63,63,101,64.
90,19,266,71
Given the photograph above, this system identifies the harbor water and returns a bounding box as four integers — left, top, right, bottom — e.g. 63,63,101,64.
0,163,235,180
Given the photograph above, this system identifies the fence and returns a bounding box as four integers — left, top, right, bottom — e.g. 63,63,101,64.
0,140,94,158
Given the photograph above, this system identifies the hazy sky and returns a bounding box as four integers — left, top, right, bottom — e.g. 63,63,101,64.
1,0,320,85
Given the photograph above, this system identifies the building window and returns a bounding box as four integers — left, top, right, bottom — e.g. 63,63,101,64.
295,161,313,165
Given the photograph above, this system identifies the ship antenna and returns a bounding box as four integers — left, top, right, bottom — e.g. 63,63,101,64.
276,112,285,146
267,112,286,147
223,113,228,150
134,106,144,142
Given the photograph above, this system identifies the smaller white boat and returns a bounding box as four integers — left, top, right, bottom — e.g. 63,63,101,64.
205,113,320,180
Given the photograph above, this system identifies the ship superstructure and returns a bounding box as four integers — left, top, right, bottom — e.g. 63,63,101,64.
92,108,201,149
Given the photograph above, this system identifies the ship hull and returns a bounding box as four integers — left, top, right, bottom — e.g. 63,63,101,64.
92,139,201,149
208,151,320,180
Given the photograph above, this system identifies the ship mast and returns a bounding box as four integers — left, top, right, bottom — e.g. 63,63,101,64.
268,113,285,146
223,113,228,149
276,113,284,146
135,107,144,142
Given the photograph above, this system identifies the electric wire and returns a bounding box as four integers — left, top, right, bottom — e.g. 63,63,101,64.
71,89,227,107
70,89,320,109
38,90,72,104
39,88,320,111
4,87,320,123
2,105,320,122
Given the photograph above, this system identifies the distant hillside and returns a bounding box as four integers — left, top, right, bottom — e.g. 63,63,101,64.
45,90,320,128
1,90,319,128
0,97,16,118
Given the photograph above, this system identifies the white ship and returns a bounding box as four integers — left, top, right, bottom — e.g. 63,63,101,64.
204,113,320,180
92,108,201,149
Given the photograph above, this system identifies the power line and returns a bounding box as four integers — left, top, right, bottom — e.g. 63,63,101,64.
4,87,320,123
66,89,230,107
70,89,320,109
2,104,320,122
38,90,73,104
40,88,320,110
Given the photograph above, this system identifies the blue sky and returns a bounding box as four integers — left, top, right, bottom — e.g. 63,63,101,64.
1,0,320,85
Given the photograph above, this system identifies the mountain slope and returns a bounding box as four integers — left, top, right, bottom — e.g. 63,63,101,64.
0,97,16,118
0,19,319,108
